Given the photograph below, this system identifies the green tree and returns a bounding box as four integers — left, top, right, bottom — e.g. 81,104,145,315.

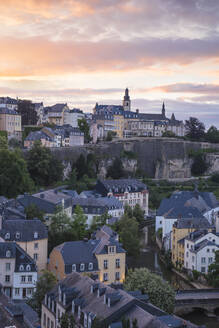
0,135,8,149
75,154,87,180
106,131,116,141
60,313,75,328
208,250,219,287
68,167,77,189
162,131,176,138
124,268,175,313
25,203,45,221
133,204,145,225
0,148,34,198
26,141,63,186
205,125,219,143
117,214,140,256
8,137,21,149
27,270,56,315
191,153,208,176
71,205,88,239
185,117,205,140
107,158,125,179
132,319,139,328
48,207,77,253
78,118,91,143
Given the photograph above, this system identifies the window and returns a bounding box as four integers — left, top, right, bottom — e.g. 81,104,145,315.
21,275,26,283
186,251,189,257
80,263,85,271
115,259,120,268
5,233,10,240
72,264,76,272
34,243,38,250
208,257,213,264
103,260,108,269
103,273,108,281
15,288,20,295
201,267,206,273
192,256,194,263
26,265,31,271
187,244,189,248
47,317,50,328
201,257,206,264
43,313,46,327
33,253,38,261
88,263,93,270
207,249,210,253
28,275,32,282
19,265,24,271
115,272,120,280
34,232,38,239
6,263,11,271
6,250,11,258
109,246,115,253
5,275,10,282
27,288,33,295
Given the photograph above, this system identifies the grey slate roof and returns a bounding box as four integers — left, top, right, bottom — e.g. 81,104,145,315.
157,190,219,218
96,179,147,196
54,240,100,274
173,217,211,229
25,130,53,142
47,103,68,113
0,108,19,115
138,113,166,121
0,219,48,242
43,272,197,328
0,242,37,272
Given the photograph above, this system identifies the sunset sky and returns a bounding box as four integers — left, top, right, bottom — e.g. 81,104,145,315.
1,0,219,127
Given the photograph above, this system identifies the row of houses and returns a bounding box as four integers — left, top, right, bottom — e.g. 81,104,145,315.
155,189,219,273
0,178,148,301
41,271,199,328
24,125,84,149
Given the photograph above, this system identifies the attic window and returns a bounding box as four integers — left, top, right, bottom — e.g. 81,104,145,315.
34,232,38,239
80,263,85,271
26,265,31,271
88,263,93,270
6,250,11,258
19,265,24,271
16,232,20,239
72,264,76,272
5,233,10,240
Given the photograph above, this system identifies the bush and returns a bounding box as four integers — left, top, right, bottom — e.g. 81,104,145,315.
211,173,219,184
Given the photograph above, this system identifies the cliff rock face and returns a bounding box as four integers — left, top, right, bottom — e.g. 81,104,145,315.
47,138,219,179
206,153,219,174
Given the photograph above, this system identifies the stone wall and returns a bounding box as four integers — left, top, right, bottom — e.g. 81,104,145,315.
25,137,219,179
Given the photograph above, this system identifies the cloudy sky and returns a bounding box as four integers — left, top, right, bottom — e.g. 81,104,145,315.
1,0,219,127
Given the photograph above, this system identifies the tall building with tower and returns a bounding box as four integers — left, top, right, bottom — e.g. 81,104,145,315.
123,88,131,111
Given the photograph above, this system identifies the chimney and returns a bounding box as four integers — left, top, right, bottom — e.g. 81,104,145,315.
63,293,66,306
108,297,111,307
58,285,62,302
52,300,54,312
104,294,106,304
44,294,47,305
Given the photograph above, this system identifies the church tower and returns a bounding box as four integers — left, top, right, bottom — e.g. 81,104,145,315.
162,102,166,117
123,88,131,111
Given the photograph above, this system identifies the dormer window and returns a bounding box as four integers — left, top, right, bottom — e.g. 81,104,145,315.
72,264,76,272
88,263,93,271
26,265,31,271
80,263,85,271
16,232,20,239
34,232,38,239
5,233,10,240
108,246,115,253
19,265,24,271
6,250,11,258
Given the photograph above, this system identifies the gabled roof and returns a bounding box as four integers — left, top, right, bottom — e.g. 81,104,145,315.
96,179,147,196
173,217,210,229
1,219,48,242
47,103,68,113
138,113,166,121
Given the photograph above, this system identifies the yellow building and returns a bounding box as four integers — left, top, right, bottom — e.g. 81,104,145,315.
49,227,126,284
171,217,211,267
0,108,21,138
114,114,125,138
1,219,48,273
47,103,69,126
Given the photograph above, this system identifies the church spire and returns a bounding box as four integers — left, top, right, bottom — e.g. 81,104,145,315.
162,102,165,117
123,88,131,111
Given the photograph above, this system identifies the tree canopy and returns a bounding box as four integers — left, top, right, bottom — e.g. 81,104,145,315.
205,125,219,143
26,141,63,186
0,148,34,198
78,118,91,143
124,267,175,313
25,203,45,221
207,250,219,287
107,158,125,179
185,117,205,140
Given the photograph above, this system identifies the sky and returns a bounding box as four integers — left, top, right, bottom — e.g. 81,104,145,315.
1,0,219,128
